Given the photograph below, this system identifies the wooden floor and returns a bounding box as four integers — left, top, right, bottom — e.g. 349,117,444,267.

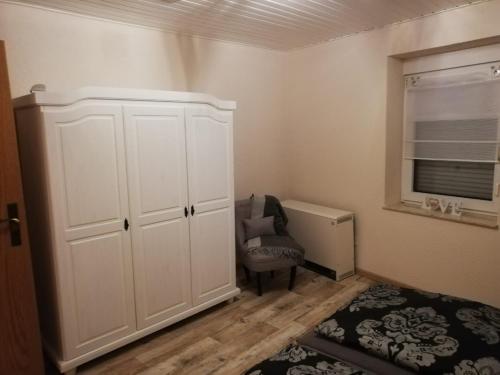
47,268,374,375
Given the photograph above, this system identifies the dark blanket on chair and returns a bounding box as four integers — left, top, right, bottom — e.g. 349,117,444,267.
250,194,288,235
262,195,289,235
244,344,368,375
315,284,500,375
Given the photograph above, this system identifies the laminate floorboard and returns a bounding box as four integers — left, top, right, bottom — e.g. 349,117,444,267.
45,267,374,375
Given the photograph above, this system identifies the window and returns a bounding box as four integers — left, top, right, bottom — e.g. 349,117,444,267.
402,62,500,214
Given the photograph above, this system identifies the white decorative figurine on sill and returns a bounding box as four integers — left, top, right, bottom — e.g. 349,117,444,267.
439,198,451,214
451,201,463,217
422,196,462,217
422,197,432,210
422,196,440,211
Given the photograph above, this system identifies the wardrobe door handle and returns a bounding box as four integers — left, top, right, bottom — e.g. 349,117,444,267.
124,218,129,231
184,207,188,217
191,205,195,216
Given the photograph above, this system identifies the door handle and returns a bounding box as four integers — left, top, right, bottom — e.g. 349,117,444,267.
0,217,20,225
191,205,195,216
124,218,129,231
1,203,21,247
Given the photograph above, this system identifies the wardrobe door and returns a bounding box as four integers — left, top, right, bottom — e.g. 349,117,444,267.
186,105,236,306
44,103,136,358
124,105,192,329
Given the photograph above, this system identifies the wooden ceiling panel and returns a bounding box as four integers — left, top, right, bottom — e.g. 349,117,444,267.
10,0,488,50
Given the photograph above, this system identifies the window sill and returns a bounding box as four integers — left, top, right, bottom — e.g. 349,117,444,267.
383,202,498,229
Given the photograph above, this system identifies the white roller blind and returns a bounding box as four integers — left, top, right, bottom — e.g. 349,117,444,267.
405,72,500,163
404,63,500,203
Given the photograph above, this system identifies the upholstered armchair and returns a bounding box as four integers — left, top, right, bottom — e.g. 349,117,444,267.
235,196,305,296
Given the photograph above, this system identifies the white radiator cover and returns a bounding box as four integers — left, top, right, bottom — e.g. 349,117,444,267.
282,200,355,281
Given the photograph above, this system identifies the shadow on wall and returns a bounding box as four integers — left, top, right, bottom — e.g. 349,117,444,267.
172,0,241,92
174,33,210,92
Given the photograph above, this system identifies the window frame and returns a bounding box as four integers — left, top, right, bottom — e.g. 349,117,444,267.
401,64,500,215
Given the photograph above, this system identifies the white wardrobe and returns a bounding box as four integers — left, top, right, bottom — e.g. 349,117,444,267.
14,87,240,374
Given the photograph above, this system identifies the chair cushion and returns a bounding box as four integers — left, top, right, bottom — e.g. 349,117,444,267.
251,195,288,235
243,216,276,241
242,235,305,272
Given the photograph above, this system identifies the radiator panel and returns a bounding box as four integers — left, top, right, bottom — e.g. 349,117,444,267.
282,200,355,281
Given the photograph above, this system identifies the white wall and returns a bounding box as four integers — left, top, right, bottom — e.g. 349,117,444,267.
286,0,500,307
2,0,500,307
0,1,288,200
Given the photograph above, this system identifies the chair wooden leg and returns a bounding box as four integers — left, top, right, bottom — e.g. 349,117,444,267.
257,272,263,296
270,270,274,278
243,266,251,283
288,266,297,291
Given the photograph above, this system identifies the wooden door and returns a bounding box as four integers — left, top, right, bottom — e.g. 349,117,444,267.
45,103,136,357
0,40,44,375
186,105,236,306
124,105,192,329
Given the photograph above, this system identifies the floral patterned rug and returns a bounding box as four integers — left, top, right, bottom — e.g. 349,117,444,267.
244,344,367,375
315,284,500,374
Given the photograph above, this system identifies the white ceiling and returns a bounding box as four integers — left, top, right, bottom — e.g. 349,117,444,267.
11,0,488,50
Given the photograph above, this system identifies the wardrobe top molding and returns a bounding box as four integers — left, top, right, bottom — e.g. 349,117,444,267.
13,86,237,110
